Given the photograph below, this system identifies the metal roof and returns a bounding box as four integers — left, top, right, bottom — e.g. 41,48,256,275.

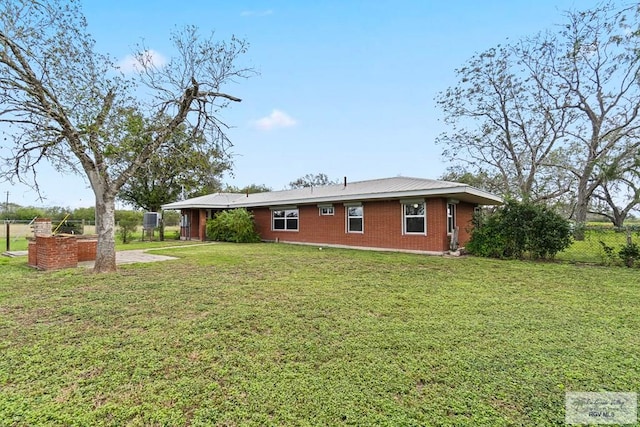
162,192,244,209
162,177,503,210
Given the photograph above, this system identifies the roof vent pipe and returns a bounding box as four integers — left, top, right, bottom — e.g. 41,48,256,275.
344,176,347,188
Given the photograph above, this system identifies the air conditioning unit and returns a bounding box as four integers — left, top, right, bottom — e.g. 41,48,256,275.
143,212,161,229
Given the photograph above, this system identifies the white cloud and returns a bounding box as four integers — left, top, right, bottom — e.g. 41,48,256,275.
240,9,273,17
117,49,168,73
254,110,297,131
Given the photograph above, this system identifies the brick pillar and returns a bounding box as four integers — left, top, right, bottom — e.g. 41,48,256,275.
199,209,207,241
32,218,52,237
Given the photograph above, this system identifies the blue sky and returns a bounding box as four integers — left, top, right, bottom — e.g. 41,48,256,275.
3,0,616,209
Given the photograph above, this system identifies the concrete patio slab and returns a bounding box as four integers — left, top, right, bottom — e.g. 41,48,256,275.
2,251,28,257
78,249,178,268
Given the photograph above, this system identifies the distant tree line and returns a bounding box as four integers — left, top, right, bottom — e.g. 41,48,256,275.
0,204,180,226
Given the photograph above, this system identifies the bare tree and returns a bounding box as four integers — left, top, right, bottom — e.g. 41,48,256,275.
437,2,640,239
0,0,252,271
288,173,340,189
436,44,574,202
589,152,640,227
439,168,505,195
526,3,640,231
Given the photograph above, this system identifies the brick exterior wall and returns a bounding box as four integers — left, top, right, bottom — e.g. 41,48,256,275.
180,209,206,240
456,202,476,246
249,198,477,253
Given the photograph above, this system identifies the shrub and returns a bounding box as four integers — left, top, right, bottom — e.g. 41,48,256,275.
117,211,139,244
206,208,260,243
619,242,639,268
467,200,572,260
599,241,616,266
466,211,506,258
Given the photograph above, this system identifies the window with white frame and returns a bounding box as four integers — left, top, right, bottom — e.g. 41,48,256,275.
447,203,457,235
346,205,363,233
403,202,426,234
272,209,298,231
319,206,334,216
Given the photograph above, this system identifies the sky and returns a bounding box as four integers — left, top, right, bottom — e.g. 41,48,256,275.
1,0,622,209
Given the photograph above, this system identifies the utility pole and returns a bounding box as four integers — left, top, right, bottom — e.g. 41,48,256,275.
4,191,8,213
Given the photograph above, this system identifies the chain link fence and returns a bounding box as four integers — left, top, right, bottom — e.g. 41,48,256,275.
556,225,640,267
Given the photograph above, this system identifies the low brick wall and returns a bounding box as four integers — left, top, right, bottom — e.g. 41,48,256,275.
77,239,98,262
35,235,78,270
27,240,37,267
27,234,98,270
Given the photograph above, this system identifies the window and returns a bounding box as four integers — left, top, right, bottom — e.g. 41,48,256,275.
319,206,334,216
272,209,298,231
403,202,426,234
447,203,457,235
347,206,363,233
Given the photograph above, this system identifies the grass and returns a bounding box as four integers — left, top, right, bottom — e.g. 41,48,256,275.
1,243,640,426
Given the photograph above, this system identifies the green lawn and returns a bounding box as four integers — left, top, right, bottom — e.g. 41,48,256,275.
1,244,639,426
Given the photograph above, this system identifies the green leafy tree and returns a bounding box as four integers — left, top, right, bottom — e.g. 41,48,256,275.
224,183,272,194
10,206,46,221
0,0,252,272
117,115,231,240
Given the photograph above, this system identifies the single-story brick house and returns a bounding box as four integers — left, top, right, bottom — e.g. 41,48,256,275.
162,176,502,254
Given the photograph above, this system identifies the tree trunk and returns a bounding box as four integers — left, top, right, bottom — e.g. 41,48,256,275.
94,195,117,273
573,176,591,241
613,211,625,229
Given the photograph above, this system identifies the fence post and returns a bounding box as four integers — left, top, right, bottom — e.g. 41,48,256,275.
5,221,9,252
